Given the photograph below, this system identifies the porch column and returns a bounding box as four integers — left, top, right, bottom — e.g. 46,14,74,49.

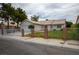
44,25,48,39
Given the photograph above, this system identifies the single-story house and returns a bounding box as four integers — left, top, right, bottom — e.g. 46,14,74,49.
20,19,66,32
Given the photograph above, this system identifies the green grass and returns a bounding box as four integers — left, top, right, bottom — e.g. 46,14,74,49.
48,30,63,39
34,30,63,39
26,29,79,40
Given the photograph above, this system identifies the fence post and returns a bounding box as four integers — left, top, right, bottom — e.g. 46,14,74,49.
1,22,4,35
62,21,67,43
63,27,67,40
1,27,4,35
44,25,48,39
21,29,24,37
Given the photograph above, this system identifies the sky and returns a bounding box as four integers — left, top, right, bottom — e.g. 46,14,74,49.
12,3,79,23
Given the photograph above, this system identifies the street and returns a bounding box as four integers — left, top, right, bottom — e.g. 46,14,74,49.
0,38,79,55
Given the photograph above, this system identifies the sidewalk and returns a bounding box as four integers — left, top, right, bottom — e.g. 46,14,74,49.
0,32,79,50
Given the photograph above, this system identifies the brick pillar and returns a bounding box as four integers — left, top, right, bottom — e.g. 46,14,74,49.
63,28,67,39
44,25,48,39
63,22,67,41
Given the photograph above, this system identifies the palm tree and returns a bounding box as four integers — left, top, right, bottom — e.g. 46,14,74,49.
28,15,39,37
31,15,39,21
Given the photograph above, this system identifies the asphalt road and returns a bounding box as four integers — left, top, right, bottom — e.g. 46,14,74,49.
0,38,79,55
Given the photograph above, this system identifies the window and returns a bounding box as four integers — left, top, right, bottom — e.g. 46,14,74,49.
57,25,61,28
50,25,53,28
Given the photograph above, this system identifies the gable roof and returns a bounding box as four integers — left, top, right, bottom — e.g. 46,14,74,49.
28,19,66,25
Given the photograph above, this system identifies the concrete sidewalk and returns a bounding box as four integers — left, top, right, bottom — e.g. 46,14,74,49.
0,32,79,50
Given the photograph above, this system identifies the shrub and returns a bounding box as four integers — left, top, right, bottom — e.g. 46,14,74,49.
28,25,34,29
66,21,73,28
53,29,56,31
60,29,63,31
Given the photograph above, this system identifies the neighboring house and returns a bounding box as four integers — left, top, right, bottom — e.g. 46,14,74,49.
3,21,17,28
20,19,66,32
0,18,17,29
76,16,79,24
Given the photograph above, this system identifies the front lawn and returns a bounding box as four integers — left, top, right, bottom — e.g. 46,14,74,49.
25,30,65,39
26,29,79,40
34,30,63,39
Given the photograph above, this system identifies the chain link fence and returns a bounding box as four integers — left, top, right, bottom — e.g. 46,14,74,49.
0,28,20,35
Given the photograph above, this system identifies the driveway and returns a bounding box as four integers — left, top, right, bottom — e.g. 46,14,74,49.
0,38,79,55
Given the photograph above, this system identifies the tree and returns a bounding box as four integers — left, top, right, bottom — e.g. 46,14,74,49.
0,10,7,20
0,3,15,29
66,21,73,28
31,15,39,21
12,8,27,28
30,15,39,37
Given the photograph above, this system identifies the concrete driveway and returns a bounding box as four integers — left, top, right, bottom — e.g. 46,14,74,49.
0,38,79,55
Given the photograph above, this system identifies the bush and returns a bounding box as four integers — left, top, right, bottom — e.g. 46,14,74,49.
28,25,34,29
60,29,63,31
66,21,73,28
53,29,56,31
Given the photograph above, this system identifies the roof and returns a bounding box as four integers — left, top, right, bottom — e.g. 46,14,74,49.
28,19,66,25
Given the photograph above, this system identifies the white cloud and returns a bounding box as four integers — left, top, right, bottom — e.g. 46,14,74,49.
12,3,79,23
